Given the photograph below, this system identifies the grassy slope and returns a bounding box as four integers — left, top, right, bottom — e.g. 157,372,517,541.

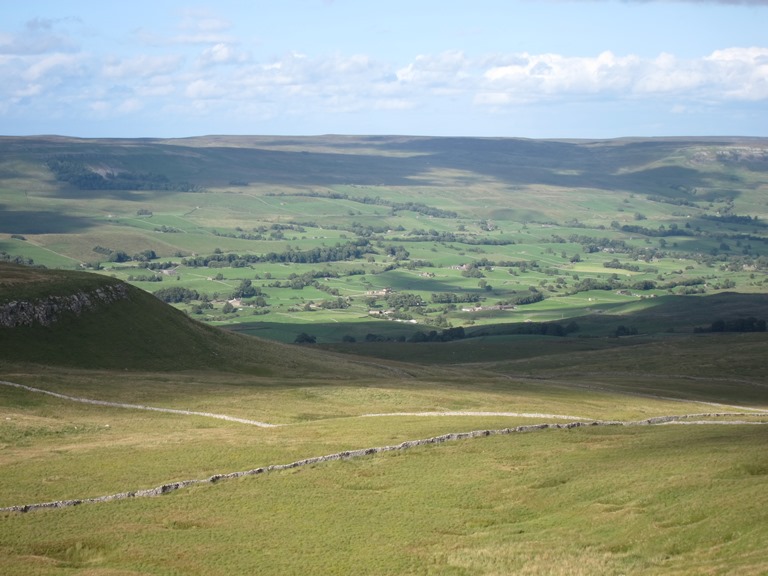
0,262,408,379
0,398,765,575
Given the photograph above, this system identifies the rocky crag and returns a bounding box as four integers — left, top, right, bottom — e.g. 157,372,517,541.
0,284,129,328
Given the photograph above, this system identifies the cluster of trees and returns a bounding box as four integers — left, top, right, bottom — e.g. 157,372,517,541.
265,270,337,290
154,287,201,303
385,292,425,309
409,326,466,342
211,223,309,241
695,317,766,333
139,261,177,270
496,290,545,306
0,252,37,266
613,325,638,337
46,157,199,191
291,220,404,238
312,297,349,310
647,195,696,207
473,321,579,338
92,246,158,263
611,221,692,238
383,245,410,260
460,263,486,278
431,292,482,304
702,214,761,226
402,229,513,246
563,275,706,295
603,258,641,272
271,191,458,218
230,279,261,299
181,240,374,267
294,332,317,344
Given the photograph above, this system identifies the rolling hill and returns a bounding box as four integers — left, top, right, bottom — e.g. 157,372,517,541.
0,262,407,379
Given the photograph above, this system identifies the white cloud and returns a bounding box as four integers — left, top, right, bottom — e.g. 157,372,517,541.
117,98,143,113
103,55,183,79
185,79,226,99
475,48,768,106
1,1,765,139
23,53,83,82
0,18,79,55
179,9,231,33
706,47,768,100
198,43,249,67
396,51,473,88
173,8,234,45
373,98,416,110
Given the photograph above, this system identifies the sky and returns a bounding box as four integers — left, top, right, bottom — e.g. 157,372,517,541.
1,0,767,139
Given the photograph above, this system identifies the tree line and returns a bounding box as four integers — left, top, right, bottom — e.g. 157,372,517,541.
181,240,374,267
46,157,199,192
268,191,458,218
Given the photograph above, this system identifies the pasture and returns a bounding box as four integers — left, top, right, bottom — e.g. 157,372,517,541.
1,135,767,343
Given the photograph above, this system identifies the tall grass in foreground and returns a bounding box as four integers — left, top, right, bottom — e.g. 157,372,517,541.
1,425,766,575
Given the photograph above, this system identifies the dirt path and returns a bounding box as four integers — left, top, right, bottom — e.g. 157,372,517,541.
0,380,278,428
362,411,591,420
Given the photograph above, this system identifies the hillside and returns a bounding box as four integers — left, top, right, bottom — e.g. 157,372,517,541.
0,262,402,378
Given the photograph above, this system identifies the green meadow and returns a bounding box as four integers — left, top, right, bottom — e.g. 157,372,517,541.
1,135,767,574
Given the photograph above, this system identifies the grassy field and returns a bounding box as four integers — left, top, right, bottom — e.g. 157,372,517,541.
1,136,767,574
0,362,766,575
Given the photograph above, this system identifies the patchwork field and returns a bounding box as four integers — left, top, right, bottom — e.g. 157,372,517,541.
1,135,767,344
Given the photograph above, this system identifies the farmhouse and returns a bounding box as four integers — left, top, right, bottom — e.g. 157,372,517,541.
365,288,393,297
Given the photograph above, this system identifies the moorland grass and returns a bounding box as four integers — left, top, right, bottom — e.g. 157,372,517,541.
1,356,764,508
1,424,766,575
1,135,767,574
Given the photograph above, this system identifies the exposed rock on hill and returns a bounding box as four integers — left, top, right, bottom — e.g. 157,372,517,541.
0,284,128,328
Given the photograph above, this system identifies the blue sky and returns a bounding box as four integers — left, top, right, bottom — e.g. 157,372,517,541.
1,0,767,138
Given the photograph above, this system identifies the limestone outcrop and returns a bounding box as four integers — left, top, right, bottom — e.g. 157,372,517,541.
0,284,129,328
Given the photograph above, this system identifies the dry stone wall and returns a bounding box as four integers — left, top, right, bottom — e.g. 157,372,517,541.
5,414,764,514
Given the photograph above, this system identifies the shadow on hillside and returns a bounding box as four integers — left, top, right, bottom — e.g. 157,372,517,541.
8,136,761,202
0,206,97,234
375,137,747,198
